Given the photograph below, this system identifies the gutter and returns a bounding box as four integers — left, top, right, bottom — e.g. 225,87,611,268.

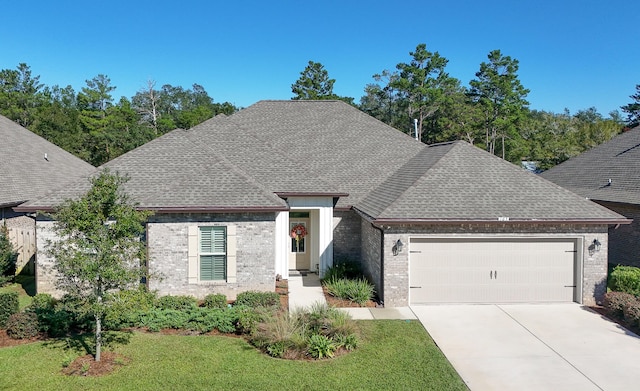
14,205,290,214
371,223,385,307
371,218,632,226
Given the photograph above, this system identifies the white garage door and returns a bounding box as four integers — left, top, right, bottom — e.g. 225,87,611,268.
409,238,577,304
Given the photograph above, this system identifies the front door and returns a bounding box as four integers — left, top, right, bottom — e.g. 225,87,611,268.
289,219,310,270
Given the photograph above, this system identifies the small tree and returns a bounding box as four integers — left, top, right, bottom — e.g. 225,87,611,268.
48,170,151,361
0,225,18,286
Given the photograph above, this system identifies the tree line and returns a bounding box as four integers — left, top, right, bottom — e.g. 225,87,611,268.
292,44,639,170
2,45,639,169
0,64,236,166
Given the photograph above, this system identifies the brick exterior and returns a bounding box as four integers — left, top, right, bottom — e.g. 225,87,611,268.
360,218,382,301
597,201,640,268
379,223,609,307
33,207,611,307
34,218,63,297
147,213,276,300
332,210,362,262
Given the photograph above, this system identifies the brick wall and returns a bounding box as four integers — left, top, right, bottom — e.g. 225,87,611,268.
34,218,64,297
332,210,362,262
597,201,640,267
35,212,278,300
360,219,382,301
147,213,276,300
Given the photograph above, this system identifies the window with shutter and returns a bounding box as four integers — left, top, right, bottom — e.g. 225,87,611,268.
199,226,226,281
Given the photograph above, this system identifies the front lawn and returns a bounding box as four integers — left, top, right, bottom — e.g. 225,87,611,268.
0,320,466,390
0,275,35,310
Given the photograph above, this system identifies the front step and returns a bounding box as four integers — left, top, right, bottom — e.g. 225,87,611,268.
289,269,313,277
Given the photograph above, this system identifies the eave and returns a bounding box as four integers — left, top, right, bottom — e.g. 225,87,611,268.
1,200,26,209
275,191,349,198
14,205,290,214
371,217,632,226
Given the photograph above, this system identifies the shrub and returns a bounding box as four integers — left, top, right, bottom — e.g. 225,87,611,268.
0,291,19,328
0,226,17,286
29,293,55,312
266,341,287,358
29,295,89,337
324,277,375,306
603,291,636,318
185,308,238,333
250,305,358,359
203,294,227,309
609,266,640,296
157,295,198,311
334,333,358,351
6,312,39,339
622,300,640,328
140,308,191,332
308,334,336,359
326,308,358,338
322,259,362,281
235,291,280,308
56,294,94,332
236,307,269,335
104,289,157,329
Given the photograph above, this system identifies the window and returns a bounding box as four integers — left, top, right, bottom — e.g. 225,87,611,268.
290,222,306,253
188,225,236,284
199,226,226,281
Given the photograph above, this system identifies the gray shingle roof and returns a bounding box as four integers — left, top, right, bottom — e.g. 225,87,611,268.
17,101,628,223
20,129,287,211
0,115,95,207
541,126,640,205
193,100,425,208
358,141,626,222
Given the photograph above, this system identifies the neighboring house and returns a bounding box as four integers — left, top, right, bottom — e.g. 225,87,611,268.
0,115,95,274
541,126,640,268
17,101,629,306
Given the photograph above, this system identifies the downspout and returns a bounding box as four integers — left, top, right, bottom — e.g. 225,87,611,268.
372,223,385,306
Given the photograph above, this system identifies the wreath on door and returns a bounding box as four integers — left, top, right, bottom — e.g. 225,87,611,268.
290,224,308,242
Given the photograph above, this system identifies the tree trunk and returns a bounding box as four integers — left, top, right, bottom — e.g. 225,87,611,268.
95,313,101,362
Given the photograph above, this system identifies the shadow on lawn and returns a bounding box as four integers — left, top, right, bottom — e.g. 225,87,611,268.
42,330,134,357
15,274,36,297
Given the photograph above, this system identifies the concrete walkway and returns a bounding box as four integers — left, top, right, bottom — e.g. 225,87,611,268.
287,273,326,311
412,304,640,391
287,273,416,319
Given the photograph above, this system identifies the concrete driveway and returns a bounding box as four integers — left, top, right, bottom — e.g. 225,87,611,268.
411,304,640,391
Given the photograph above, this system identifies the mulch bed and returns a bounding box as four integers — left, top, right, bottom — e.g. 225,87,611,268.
276,278,289,310
62,352,129,377
0,329,43,348
322,285,379,308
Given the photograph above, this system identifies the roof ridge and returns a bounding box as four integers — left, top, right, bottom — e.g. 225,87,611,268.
356,142,455,217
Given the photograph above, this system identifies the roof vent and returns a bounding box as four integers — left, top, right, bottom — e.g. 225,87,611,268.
607,178,612,186
44,153,48,161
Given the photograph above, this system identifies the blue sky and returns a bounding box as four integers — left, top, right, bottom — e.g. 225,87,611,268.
1,0,638,116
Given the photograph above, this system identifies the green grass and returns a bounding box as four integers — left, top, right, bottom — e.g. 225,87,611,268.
0,275,35,310
0,320,466,390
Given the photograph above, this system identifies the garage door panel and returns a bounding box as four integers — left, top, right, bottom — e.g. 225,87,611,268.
409,239,577,304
